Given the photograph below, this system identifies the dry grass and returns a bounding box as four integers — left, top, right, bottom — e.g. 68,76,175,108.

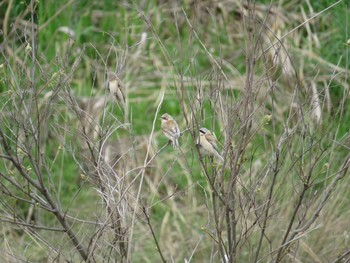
0,0,349,262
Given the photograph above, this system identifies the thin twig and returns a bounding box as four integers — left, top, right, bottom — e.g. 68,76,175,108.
142,206,167,263
126,91,165,261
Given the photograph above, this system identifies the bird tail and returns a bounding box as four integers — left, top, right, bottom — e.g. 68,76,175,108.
215,152,224,163
173,139,179,149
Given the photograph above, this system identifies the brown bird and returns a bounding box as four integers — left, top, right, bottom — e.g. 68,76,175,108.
197,127,223,162
107,71,125,104
160,113,180,148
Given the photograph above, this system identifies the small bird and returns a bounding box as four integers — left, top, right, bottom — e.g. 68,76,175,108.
107,71,126,104
197,127,224,162
160,113,180,148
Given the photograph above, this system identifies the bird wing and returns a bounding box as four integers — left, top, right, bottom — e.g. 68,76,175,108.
205,133,219,152
163,120,180,138
108,79,126,103
172,121,180,137
116,88,126,103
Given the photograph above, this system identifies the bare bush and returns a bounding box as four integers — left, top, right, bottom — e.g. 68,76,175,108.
0,0,349,262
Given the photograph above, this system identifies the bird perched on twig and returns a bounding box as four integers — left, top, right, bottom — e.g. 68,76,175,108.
160,113,180,148
107,71,126,104
197,127,224,162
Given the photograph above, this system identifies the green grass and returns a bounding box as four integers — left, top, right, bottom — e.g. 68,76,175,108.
1,0,350,262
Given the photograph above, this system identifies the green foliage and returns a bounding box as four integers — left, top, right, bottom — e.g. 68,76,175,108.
1,0,350,262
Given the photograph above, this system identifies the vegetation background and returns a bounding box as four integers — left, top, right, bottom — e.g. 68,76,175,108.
0,0,349,262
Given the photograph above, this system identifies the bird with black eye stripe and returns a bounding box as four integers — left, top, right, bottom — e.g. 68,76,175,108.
197,127,224,162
